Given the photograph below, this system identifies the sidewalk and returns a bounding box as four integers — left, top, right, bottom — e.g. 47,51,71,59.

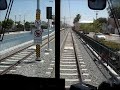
4,31,30,36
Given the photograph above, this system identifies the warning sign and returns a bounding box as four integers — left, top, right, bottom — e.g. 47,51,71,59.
34,30,42,37
34,30,42,44
35,20,41,27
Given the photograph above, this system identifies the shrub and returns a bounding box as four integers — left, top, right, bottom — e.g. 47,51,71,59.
99,40,120,51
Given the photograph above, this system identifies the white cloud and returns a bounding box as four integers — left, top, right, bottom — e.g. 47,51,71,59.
80,20,93,23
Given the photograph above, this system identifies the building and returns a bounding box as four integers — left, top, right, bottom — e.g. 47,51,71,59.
107,18,120,34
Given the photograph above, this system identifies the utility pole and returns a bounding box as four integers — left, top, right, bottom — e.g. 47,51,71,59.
35,0,41,61
24,15,25,31
63,16,66,33
19,15,21,24
15,15,16,25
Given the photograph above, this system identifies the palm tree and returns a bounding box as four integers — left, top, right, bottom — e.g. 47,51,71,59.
73,14,81,24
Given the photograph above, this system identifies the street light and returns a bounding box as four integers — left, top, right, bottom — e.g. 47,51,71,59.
95,11,99,20
24,14,26,31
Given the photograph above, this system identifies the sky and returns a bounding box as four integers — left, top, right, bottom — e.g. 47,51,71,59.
0,0,55,23
0,0,109,25
61,0,109,25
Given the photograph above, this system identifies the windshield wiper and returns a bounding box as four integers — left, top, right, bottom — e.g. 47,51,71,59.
0,0,14,41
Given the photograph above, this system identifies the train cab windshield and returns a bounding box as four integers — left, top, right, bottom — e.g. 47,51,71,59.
0,0,120,90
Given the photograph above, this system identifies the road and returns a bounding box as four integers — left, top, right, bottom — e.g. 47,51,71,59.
87,32,120,44
0,29,54,51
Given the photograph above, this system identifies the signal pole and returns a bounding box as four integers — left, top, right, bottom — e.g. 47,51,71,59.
45,7,52,53
35,0,41,61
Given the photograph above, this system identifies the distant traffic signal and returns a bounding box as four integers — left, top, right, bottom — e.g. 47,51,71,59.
46,7,52,19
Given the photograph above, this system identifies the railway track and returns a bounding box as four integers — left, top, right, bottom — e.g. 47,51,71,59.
0,34,55,75
60,30,111,89
74,31,120,84
60,32,79,88
60,31,86,88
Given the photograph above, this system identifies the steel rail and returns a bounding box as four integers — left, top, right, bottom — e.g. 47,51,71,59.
0,35,55,75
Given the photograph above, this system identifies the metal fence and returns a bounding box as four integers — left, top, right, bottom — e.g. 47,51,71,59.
74,30,120,75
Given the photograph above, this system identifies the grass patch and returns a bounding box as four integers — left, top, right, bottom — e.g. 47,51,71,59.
99,40,120,51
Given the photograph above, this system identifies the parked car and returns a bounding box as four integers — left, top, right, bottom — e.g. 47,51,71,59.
79,30,83,33
93,33,106,40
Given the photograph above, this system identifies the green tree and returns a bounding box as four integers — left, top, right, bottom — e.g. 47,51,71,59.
25,22,30,31
91,18,107,33
41,21,48,29
107,0,120,19
16,23,24,31
96,18,107,23
80,17,107,33
29,22,36,29
0,21,1,26
93,20,101,33
2,19,14,29
73,14,81,24
80,23,94,33
108,6,120,19
41,25,48,29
